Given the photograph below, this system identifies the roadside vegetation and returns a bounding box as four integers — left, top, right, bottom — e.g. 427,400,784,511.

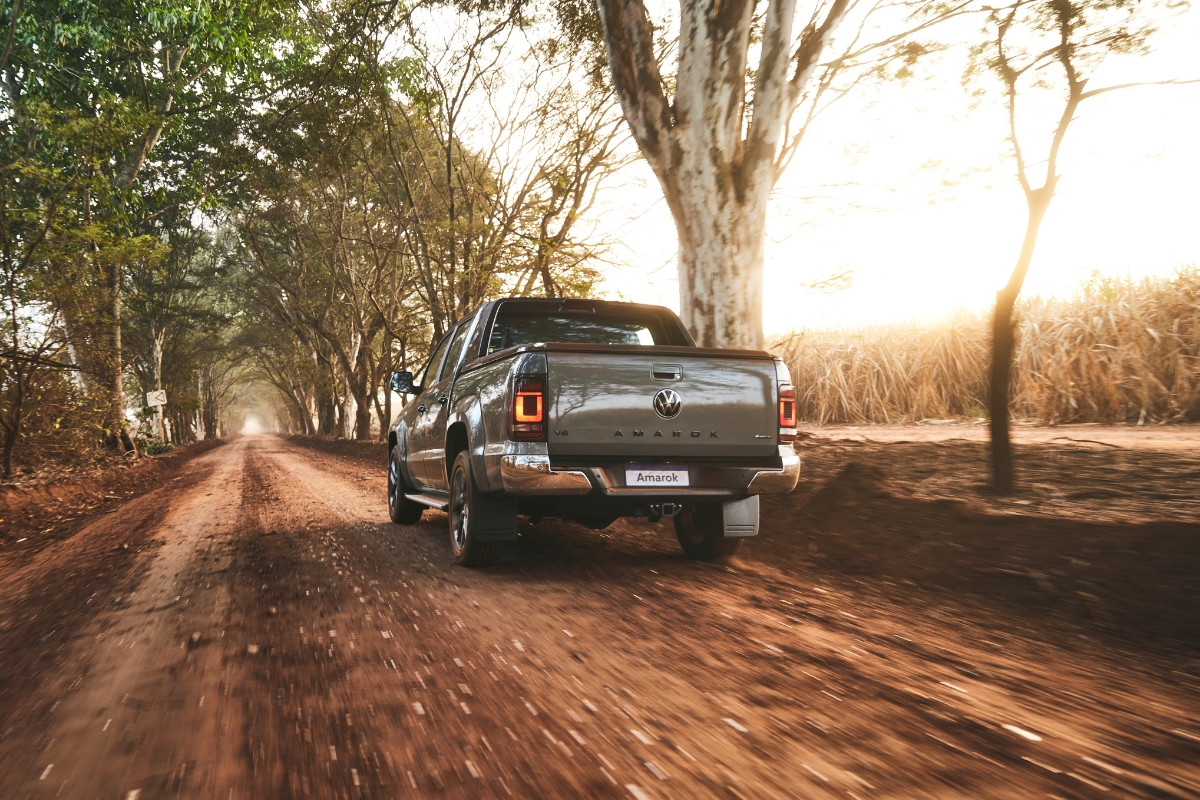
1,0,1194,490
777,269,1200,425
0,1,626,477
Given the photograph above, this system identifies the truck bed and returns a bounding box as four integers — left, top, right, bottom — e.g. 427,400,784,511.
543,342,780,459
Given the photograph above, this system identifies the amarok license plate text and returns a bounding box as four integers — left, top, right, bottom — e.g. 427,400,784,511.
625,466,690,487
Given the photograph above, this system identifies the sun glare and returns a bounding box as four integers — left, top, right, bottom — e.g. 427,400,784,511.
595,13,1200,332
242,417,263,434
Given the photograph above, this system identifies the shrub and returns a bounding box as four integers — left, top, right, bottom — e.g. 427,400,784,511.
773,268,1200,424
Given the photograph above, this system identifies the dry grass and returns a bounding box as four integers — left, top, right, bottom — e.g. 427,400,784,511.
773,269,1200,424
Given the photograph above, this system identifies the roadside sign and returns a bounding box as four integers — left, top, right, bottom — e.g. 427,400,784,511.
146,390,167,407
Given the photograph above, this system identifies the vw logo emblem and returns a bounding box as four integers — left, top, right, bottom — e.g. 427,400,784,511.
653,388,682,419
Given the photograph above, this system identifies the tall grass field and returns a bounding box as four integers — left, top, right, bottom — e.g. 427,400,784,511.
773,269,1200,425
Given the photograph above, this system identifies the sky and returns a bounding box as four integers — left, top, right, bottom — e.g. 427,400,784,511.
587,8,1200,334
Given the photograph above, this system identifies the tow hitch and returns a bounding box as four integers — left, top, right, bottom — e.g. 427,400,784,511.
647,502,683,523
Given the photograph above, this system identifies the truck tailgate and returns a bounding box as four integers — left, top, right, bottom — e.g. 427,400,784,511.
545,345,779,458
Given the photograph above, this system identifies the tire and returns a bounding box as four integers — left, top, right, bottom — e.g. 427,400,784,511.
448,451,502,567
674,504,742,560
388,446,424,525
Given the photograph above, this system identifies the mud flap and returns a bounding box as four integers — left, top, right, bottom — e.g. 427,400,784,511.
722,496,759,538
473,491,519,541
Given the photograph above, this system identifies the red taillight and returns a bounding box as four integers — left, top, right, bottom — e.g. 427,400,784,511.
511,376,545,440
778,385,796,442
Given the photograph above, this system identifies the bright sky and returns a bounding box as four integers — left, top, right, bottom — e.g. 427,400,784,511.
590,9,1200,333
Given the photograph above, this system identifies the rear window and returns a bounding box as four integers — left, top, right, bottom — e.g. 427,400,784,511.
487,311,678,353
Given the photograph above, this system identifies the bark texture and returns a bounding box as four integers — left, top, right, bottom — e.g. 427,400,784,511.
597,0,848,348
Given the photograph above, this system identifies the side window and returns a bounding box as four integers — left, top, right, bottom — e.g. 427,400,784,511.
417,334,452,389
465,311,487,361
438,320,472,382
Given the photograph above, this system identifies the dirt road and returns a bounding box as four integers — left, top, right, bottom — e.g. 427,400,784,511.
0,435,1197,799
806,421,1200,451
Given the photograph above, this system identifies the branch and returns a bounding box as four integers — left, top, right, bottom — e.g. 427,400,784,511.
745,0,801,183
595,0,673,163
1080,77,1200,100
0,0,19,74
1,350,79,370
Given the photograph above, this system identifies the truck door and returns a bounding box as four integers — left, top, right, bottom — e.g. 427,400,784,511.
408,332,453,488
421,318,474,492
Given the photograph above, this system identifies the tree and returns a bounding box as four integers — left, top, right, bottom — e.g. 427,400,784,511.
968,0,1198,493
232,4,634,441
124,207,228,443
377,9,630,338
587,0,960,348
1,0,304,450
0,101,90,474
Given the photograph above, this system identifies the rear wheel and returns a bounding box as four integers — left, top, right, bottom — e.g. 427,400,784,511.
674,504,742,560
449,451,502,567
388,446,423,525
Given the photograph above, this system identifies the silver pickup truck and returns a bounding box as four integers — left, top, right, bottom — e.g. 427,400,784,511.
387,298,800,567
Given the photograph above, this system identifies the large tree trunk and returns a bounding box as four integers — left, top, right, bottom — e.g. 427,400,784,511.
989,192,1051,494
595,0,828,350
675,192,768,349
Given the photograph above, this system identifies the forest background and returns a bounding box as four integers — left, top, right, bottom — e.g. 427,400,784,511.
1,0,1197,480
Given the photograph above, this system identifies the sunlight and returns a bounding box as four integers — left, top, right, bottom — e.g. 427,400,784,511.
241,416,263,435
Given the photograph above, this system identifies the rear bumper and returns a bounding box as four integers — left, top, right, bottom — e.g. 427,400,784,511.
500,454,593,495
499,445,799,497
746,445,801,494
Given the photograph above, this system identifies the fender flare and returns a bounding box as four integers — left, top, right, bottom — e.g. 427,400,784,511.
447,395,490,493
392,422,420,488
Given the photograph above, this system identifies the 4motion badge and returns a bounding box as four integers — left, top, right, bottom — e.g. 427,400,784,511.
653,388,682,419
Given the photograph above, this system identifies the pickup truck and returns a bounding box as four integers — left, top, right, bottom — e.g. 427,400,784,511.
387,298,800,567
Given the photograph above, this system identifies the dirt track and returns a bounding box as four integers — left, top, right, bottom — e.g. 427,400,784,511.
0,434,1197,799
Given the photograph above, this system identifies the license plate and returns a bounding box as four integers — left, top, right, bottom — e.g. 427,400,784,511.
625,466,689,487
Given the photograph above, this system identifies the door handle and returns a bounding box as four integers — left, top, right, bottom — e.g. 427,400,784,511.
417,405,427,413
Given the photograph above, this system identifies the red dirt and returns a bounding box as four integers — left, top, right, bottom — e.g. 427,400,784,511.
0,433,1196,799
807,420,1200,451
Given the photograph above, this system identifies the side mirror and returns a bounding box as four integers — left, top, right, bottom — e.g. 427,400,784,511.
390,371,417,394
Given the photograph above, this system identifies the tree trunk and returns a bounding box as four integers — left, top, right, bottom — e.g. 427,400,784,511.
151,331,165,441
202,398,219,439
290,392,311,435
379,342,392,442
2,425,15,478
64,340,89,394
988,292,1017,494
595,0,796,350
989,193,1051,494
538,258,557,299
675,196,768,349
290,401,306,434
336,393,348,439
104,260,134,454
353,390,372,440
317,392,336,436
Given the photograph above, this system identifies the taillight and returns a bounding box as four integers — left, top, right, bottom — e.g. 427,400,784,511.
778,385,796,443
511,376,546,440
